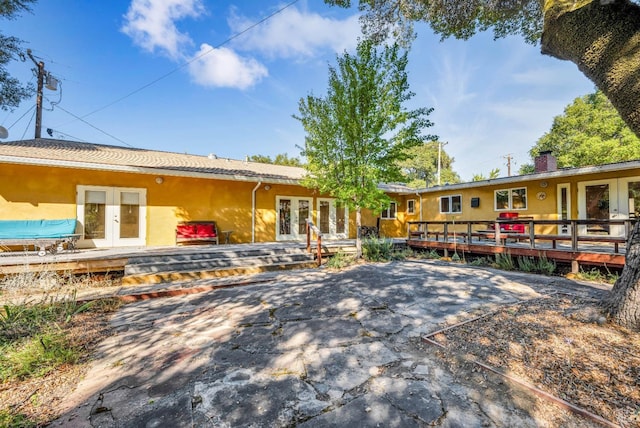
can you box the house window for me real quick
[407,199,416,215]
[439,195,462,214]
[381,202,397,219]
[495,187,527,210]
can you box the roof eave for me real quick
[0,155,302,185]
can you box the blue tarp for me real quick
[0,219,77,239]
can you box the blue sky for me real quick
[1,0,594,181]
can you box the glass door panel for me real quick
[319,201,330,234]
[119,191,140,239]
[336,202,346,234]
[84,190,106,239]
[297,200,310,235]
[628,181,640,219]
[585,184,610,234]
[279,199,291,236]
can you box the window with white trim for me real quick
[407,199,416,215]
[381,202,397,219]
[495,187,527,210]
[439,195,462,214]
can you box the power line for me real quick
[5,105,35,130]
[77,0,301,121]
[54,104,133,147]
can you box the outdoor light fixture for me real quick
[264,185,271,190]
[155,177,164,184]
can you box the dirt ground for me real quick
[2,281,639,426]
[429,293,640,427]
[0,308,115,425]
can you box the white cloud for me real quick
[188,44,268,89]
[122,0,205,58]
[228,6,360,58]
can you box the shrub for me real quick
[517,256,537,273]
[536,255,556,275]
[469,257,490,267]
[494,253,515,270]
[325,251,355,269]
[362,238,394,262]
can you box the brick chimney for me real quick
[534,150,557,173]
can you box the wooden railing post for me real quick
[306,221,311,253]
[571,220,578,251]
[529,220,535,249]
[317,235,322,266]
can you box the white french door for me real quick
[317,198,348,239]
[77,185,147,247]
[276,196,312,241]
[578,177,640,237]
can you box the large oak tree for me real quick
[327,0,640,330]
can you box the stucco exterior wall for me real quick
[419,169,640,235]
[0,163,410,247]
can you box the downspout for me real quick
[251,181,262,243]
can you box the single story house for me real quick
[0,139,418,249]
[415,152,640,237]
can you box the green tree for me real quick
[248,153,304,167]
[398,141,460,188]
[295,40,435,257]
[0,0,36,111]
[325,0,640,329]
[523,90,640,169]
[472,168,500,181]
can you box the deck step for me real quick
[122,244,320,285]
[122,260,317,285]
[124,252,314,275]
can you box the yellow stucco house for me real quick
[2,141,637,252]
[415,152,640,237]
[0,139,417,249]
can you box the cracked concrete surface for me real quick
[51,260,606,427]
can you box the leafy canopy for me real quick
[248,153,304,167]
[520,90,640,172]
[397,141,460,188]
[325,0,543,45]
[0,0,36,111]
[472,167,500,181]
[294,39,435,211]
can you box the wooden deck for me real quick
[407,219,633,272]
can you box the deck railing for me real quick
[408,218,636,253]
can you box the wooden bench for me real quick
[0,219,80,256]
[176,221,219,245]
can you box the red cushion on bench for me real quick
[196,223,216,237]
[176,224,197,238]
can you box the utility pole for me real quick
[504,154,513,177]
[26,49,45,139]
[437,141,448,186]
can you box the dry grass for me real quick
[0,299,119,426]
[431,294,640,427]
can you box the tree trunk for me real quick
[356,207,362,259]
[541,0,640,330]
[604,221,640,330]
[541,0,640,137]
